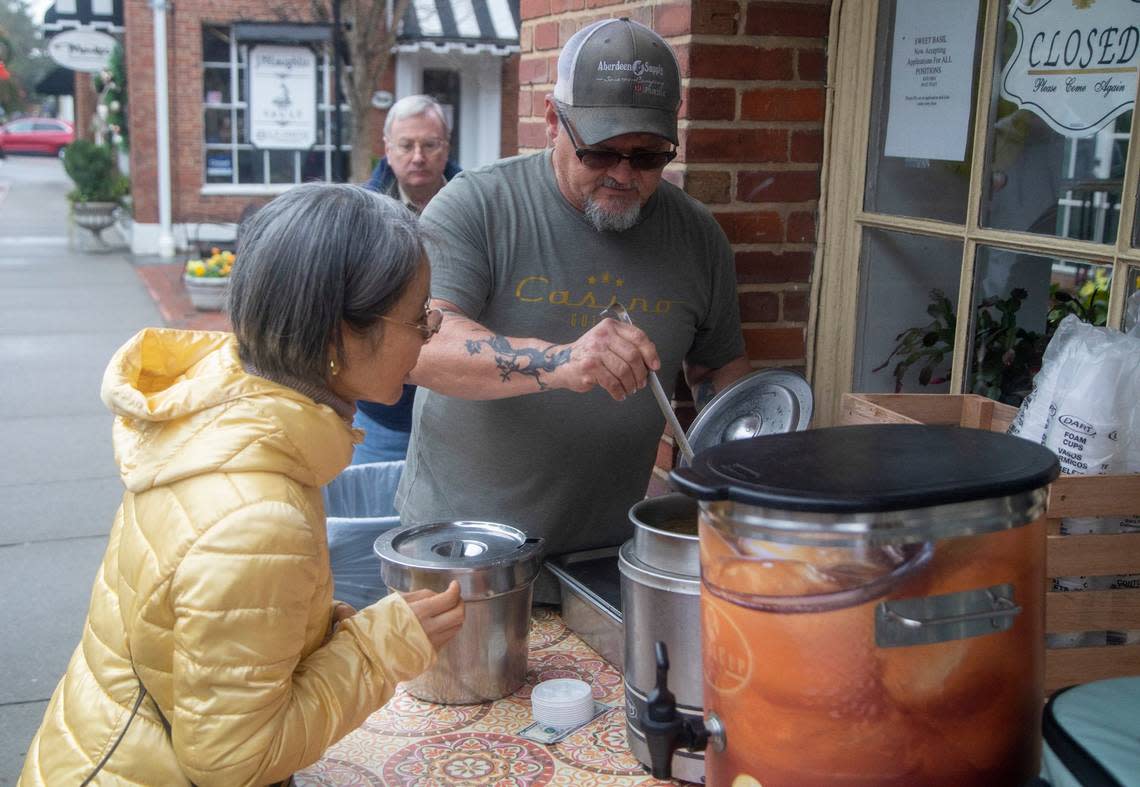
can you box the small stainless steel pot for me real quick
[375,521,544,704]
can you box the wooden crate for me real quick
[840,393,1140,693]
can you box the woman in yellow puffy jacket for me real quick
[19,183,463,786]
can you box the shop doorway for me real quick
[423,68,461,161]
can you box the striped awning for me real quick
[41,0,124,34]
[397,0,520,55]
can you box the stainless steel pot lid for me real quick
[683,368,813,462]
[375,521,544,599]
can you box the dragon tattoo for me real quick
[465,335,572,389]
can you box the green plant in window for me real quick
[872,289,956,388]
[1050,267,1110,327]
[970,288,1046,404]
[874,282,1111,406]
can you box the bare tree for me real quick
[302,0,412,182]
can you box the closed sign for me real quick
[1000,0,1139,137]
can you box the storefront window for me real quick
[237,149,265,183]
[202,27,233,63]
[863,0,986,224]
[968,247,1110,405]
[1126,267,1140,333]
[815,0,1140,423]
[1135,196,1140,248]
[203,68,231,105]
[268,150,296,184]
[854,228,963,394]
[201,26,350,188]
[980,5,1131,244]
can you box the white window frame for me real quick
[200,26,352,195]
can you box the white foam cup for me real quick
[531,678,594,728]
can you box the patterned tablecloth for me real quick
[294,608,681,786]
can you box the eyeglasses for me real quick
[380,306,443,342]
[556,108,677,171]
[390,137,448,156]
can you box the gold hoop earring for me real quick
[329,357,339,376]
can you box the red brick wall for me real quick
[124,0,157,222]
[501,54,520,157]
[516,0,830,485]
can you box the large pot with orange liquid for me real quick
[644,424,1059,786]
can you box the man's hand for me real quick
[409,298,660,401]
[552,318,661,401]
[401,580,465,651]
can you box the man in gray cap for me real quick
[397,18,751,598]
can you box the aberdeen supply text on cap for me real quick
[552,18,682,146]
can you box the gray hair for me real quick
[383,94,450,139]
[229,182,425,387]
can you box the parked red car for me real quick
[0,117,75,157]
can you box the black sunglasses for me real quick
[556,108,677,172]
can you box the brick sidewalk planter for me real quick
[183,275,228,311]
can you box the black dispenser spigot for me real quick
[640,641,711,780]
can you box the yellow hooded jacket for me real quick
[19,328,434,786]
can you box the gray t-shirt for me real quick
[397,150,744,577]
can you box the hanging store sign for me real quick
[1000,0,1139,138]
[249,45,317,150]
[884,0,980,161]
[47,29,116,73]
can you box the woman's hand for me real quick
[332,601,357,630]
[401,580,465,651]
[324,600,358,643]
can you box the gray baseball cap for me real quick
[553,18,681,146]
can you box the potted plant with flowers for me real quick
[183,247,234,311]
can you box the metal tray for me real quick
[545,548,624,667]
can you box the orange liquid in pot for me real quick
[700,518,1045,787]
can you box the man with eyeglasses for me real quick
[365,94,460,215]
[353,95,461,465]
[398,19,752,600]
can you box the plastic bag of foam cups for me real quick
[1009,313,1140,534]
[1008,312,1140,647]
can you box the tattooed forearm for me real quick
[694,381,717,412]
[465,335,572,389]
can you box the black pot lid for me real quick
[671,424,1060,513]
[684,369,813,463]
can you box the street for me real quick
[0,155,163,783]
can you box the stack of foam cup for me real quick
[531,678,594,728]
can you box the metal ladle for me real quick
[599,302,695,464]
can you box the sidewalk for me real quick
[0,156,185,784]
[1,157,241,784]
